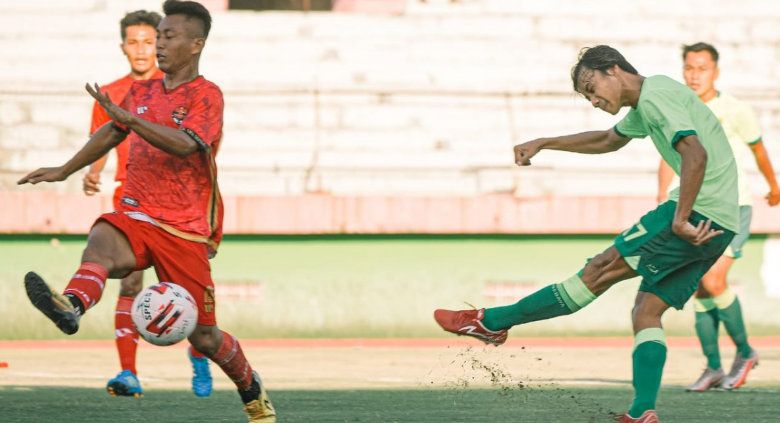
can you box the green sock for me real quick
[629,328,666,417]
[714,290,752,358]
[694,298,721,369]
[482,274,596,331]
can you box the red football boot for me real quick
[617,410,659,423]
[433,308,507,346]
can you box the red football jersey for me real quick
[116,76,224,252]
[90,70,164,181]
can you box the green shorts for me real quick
[613,201,735,310]
[724,205,751,259]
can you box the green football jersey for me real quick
[706,92,762,206]
[615,75,739,232]
[664,92,763,206]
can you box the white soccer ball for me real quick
[131,282,198,346]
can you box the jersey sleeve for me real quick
[734,102,762,145]
[640,90,697,146]
[180,86,224,151]
[614,108,647,139]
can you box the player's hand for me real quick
[766,186,780,207]
[671,219,723,246]
[83,172,101,195]
[17,167,67,185]
[513,139,544,166]
[85,83,133,126]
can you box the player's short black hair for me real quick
[162,0,212,38]
[120,10,162,41]
[571,45,638,92]
[682,42,719,63]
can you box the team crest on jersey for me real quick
[172,106,188,125]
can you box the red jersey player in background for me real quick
[18,1,275,421]
[82,9,212,399]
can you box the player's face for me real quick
[121,24,157,75]
[156,15,204,74]
[683,51,719,98]
[577,68,622,115]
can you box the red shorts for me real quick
[96,212,216,326]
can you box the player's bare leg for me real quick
[24,221,136,334]
[692,255,756,391]
[435,246,636,343]
[697,255,731,297]
[190,325,275,422]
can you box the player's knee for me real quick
[188,325,222,357]
[118,273,143,297]
[582,254,605,284]
[587,252,612,271]
[631,297,665,326]
[700,278,727,297]
[581,249,621,292]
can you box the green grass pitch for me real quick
[0,385,777,422]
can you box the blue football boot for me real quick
[189,346,213,397]
[106,370,143,397]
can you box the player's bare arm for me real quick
[748,140,780,206]
[17,123,126,185]
[672,134,723,245]
[514,129,629,166]
[86,83,199,157]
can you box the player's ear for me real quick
[191,37,205,55]
[713,66,720,82]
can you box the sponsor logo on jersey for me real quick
[172,106,188,125]
[121,196,140,207]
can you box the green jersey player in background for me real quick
[658,42,780,392]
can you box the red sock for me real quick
[63,262,108,311]
[115,296,139,375]
[209,331,253,390]
[189,345,206,359]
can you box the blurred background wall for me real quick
[2,0,779,234]
[1,0,779,337]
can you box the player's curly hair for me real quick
[162,0,212,38]
[120,10,162,41]
[682,42,719,63]
[571,45,638,92]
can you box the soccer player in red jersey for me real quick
[18,1,275,421]
[83,8,212,400]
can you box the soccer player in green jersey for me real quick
[657,42,779,392]
[434,45,739,423]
